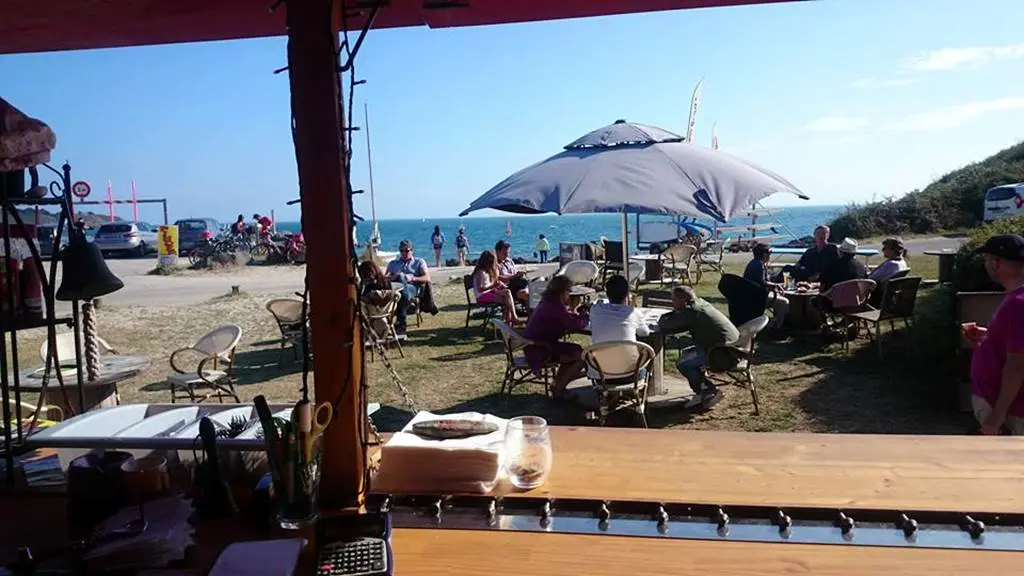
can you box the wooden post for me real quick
[286,0,365,510]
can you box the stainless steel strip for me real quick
[385,505,1024,552]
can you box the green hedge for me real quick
[952,215,1024,292]
[829,140,1024,239]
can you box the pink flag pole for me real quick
[131,180,139,223]
[107,180,115,222]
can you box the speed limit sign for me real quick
[71,181,91,199]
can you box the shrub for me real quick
[951,214,1024,292]
[829,140,1024,239]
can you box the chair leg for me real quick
[465,306,472,329]
[748,371,760,415]
[875,322,883,357]
[391,327,405,358]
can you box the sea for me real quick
[275,205,844,263]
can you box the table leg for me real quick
[642,333,666,395]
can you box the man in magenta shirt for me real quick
[964,234,1024,435]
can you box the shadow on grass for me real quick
[406,326,493,349]
[430,341,504,363]
[438,392,588,426]
[232,346,305,386]
[793,322,973,435]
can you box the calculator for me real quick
[315,511,392,576]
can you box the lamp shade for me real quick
[56,232,124,301]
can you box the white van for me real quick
[983,183,1024,222]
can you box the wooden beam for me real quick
[286,0,365,510]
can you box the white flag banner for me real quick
[711,122,719,150]
[686,78,704,143]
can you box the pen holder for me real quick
[276,433,322,530]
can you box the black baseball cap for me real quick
[494,240,511,250]
[976,234,1024,261]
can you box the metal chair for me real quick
[557,260,600,287]
[361,291,405,362]
[600,240,625,284]
[845,276,922,357]
[167,324,243,403]
[662,243,698,286]
[820,279,876,352]
[583,340,656,427]
[698,237,729,276]
[705,314,770,415]
[492,319,554,399]
[462,274,502,332]
[265,297,306,365]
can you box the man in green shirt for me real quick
[658,285,740,409]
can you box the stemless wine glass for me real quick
[504,416,553,490]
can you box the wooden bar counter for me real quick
[3,427,1024,574]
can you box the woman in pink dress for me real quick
[472,250,520,325]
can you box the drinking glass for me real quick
[504,416,552,490]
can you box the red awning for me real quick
[1,0,798,55]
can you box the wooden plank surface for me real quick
[378,427,1024,514]
[393,528,1023,576]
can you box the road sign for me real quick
[71,181,92,199]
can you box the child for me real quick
[536,233,550,263]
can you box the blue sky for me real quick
[2,0,1023,223]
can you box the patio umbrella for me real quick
[459,120,807,222]
[459,120,807,270]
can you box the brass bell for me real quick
[56,232,124,301]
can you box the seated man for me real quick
[819,237,868,293]
[385,239,431,333]
[495,240,529,303]
[964,234,1024,435]
[589,275,650,344]
[787,224,839,282]
[744,243,790,330]
[658,286,739,410]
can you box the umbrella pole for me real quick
[621,211,629,273]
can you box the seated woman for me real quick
[522,276,590,399]
[869,237,910,282]
[358,260,399,337]
[472,250,520,325]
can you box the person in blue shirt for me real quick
[386,239,432,332]
[743,243,789,329]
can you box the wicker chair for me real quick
[167,324,243,403]
[583,340,656,427]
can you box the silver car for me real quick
[93,222,158,257]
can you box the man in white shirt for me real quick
[589,275,650,344]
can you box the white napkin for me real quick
[373,411,507,494]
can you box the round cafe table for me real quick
[784,287,824,332]
[569,285,596,308]
[14,355,152,415]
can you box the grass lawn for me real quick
[12,252,973,436]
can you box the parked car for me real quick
[36,225,63,259]
[93,222,158,257]
[174,218,221,253]
[983,183,1024,222]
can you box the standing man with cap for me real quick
[964,234,1024,435]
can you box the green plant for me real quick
[952,215,1024,292]
[829,140,1024,239]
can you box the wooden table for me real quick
[13,355,151,414]
[5,429,1024,574]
